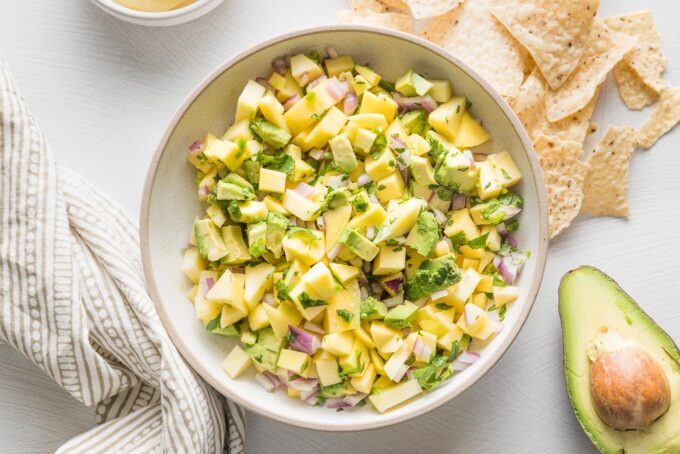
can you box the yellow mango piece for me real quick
[373,245,406,276]
[303,106,348,149]
[359,90,398,123]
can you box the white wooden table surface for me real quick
[1,1,679,452]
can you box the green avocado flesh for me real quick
[559,266,680,454]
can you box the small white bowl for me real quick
[141,25,549,431]
[91,0,223,26]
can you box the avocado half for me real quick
[559,266,680,454]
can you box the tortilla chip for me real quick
[422,0,528,98]
[613,63,658,110]
[532,137,589,238]
[405,0,462,19]
[604,11,667,94]
[581,127,636,217]
[544,172,587,238]
[491,0,599,90]
[636,87,680,149]
[546,21,635,122]
[338,8,414,33]
[350,0,391,12]
[511,70,596,144]
[588,122,598,136]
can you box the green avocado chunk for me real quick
[247,221,267,258]
[216,173,256,200]
[194,219,229,262]
[395,70,433,97]
[406,210,440,257]
[338,227,379,261]
[404,253,460,301]
[559,266,680,454]
[265,212,289,259]
[400,109,428,136]
[244,327,284,373]
[360,296,388,322]
[250,120,292,149]
[434,149,478,193]
[384,301,419,329]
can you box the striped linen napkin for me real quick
[0,61,245,453]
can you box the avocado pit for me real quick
[588,330,671,430]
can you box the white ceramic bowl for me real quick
[141,25,549,431]
[91,0,223,26]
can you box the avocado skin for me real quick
[558,266,680,454]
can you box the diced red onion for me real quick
[305,396,320,406]
[255,77,274,93]
[368,194,380,205]
[453,351,480,372]
[326,244,341,260]
[493,255,502,269]
[451,193,466,210]
[390,135,407,150]
[298,71,311,87]
[271,56,287,75]
[283,94,300,110]
[300,388,319,401]
[356,173,372,187]
[342,393,367,407]
[287,377,319,392]
[360,286,369,301]
[325,397,351,409]
[294,182,316,199]
[430,289,448,301]
[398,163,409,186]
[506,234,518,248]
[498,258,519,284]
[500,205,522,220]
[412,338,433,361]
[392,92,438,113]
[307,74,327,91]
[255,372,276,392]
[188,139,203,153]
[382,278,402,295]
[398,150,411,166]
[406,367,416,380]
[303,321,326,335]
[326,77,349,101]
[205,277,215,291]
[199,185,211,197]
[287,325,321,355]
[325,45,338,59]
[496,222,508,236]
[433,208,447,226]
[383,293,404,308]
[316,216,326,230]
[308,148,325,160]
[343,92,358,115]
[365,226,375,240]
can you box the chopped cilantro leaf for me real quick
[336,309,354,323]
[299,292,327,309]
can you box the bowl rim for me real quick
[140,24,549,431]
[93,0,218,19]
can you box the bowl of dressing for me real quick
[91,0,223,26]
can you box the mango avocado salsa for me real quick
[182,47,528,413]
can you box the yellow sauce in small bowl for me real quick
[113,0,196,12]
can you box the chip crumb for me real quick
[582,126,637,217]
[636,87,680,149]
[405,0,462,19]
[491,0,599,91]
[546,21,635,123]
[421,0,528,98]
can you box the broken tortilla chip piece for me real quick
[545,21,635,123]
[511,70,596,144]
[604,11,667,94]
[338,8,414,33]
[613,63,659,110]
[421,0,528,98]
[491,0,599,91]
[545,172,588,239]
[582,126,637,218]
[636,87,680,149]
[405,0,463,19]
[376,0,408,11]
[532,137,589,238]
